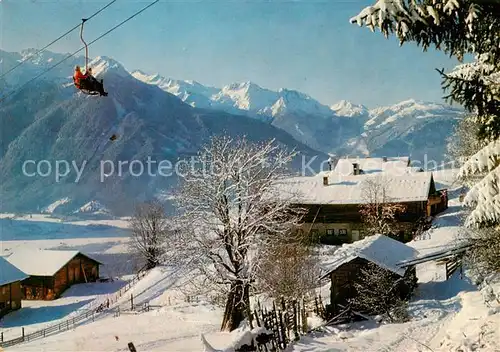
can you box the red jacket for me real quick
[73,71,87,88]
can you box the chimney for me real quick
[382,156,387,162]
[323,176,328,186]
[327,154,338,171]
[352,163,360,175]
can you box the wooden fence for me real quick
[0,269,149,349]
[445,254,463,280]
[237,296,326,351]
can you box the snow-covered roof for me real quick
[320,234,420,277]
[0,256,29,286]
[332,156,412,176]
[6,249,102,277]
[276,171,434,205]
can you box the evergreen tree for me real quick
[351,0,500,228]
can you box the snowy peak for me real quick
[213,81,278,113]
[331,100,369,118]
[74,201,110,215]
[135,70,336,120]
[132,71,218,108]
[41,198,71,214]
[19,48,66,66]
[88,56,130,78]
[273,88,334,117]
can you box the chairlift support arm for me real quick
[80,19,89,70]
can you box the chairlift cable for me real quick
[0,0,160,104]
[0,0,117,80]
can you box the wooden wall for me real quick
[0,281,23,317]
[298,202,427,224]
[295,201,427,244]
[327,257,417,316]
[20,276,53,300]
[22,254,100,300]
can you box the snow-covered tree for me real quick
[446,113,488,168]
[359,177,407,237]
[174,135,306,331]
[350,1,500,228]
[350,262,416,323]
[129,200,175,269]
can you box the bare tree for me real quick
[174,135,306,331]
[129,200,174,270]
[446,114,487,167]
[350,262,416,323]
[256,229,319,303]
[359,177,407,238]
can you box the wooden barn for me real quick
[319,234,419,316]
[276,156,448,244]
[0,256,28,317]
[6,249,102,300]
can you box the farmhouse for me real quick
[276,156,448,244]
[0,256,28,318]
[319,234,419,316]
[6,249,102,300]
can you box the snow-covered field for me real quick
[1,168,499,351]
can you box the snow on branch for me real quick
[350,1,500,62]
[458,140,500,178]
[465,193,500,227]
[463,166,500,205]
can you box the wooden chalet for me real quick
[277,156,448,244]
[6,249,102,300]
[0,256,28,318]
[319,234,419,316]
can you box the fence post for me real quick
[22,327,25,341]
[131,294,134,310]
[128,342,137,352]
[1,331,3,342]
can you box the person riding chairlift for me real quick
[73,65,108,96]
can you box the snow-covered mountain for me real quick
[133,70,464,158]
[132,72,335,121]
[331,100,369,118]
[337,99,464,162]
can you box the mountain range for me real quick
[132,70,464,160]
[0,48,464,215]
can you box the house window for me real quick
[326,229,334,236]
[1,286,7,295]
[339,229,348,236]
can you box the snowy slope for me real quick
[2,174,499,352]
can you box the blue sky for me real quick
[1,0,461,107]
